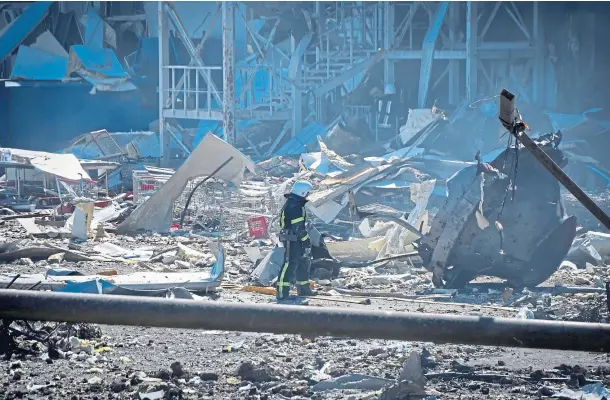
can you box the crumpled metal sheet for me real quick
[3,246,225,294]
[118,133,255,233]
[399,108,442,145]
[552,382,610,400]
[10,43,68,81]
[66,45,136,92]
[418,142,576,288]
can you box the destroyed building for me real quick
[2,2,610,399]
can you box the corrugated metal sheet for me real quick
[274,122,329,157]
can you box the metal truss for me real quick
[157,1,546,163]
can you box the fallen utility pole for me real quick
[1,290,609,353]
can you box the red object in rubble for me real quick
[57,203,75,215]
[247,216,268,239]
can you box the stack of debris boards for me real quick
[0,242,226,295]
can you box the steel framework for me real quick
[157,1,547,164]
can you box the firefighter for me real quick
[276,180,318,303]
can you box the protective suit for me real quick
[276,181,317,302]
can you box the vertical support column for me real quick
[222,1,236,145]
[245,5,252,54]
[291,35,303,138]
[448,2,460,105]
[383,1,395,95]
[418,2,449,108]
[532,1,543,105]
[158,1,171,167]
[465,1,478,102]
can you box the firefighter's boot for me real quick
[297,283,318,297]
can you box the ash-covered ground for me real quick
[1,193,610,400]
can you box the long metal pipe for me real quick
[1,290,609,353]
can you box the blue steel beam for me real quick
[222,1,236,144]
[0,2,53,63]
[417,1,449,108]
[532,1,543,104]
[448,2,459,104]
[387,48,535,61]
[289,32,313,137]
[465,1,478,102]
[313,51,384,97]
[383,1,395,95]
[158,1,171,166]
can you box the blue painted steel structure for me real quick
[274,122,330,157]
[157,1,547,165]
[0,1,551,164]
[0,1,53,63]
[417,1,449,108]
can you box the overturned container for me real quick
[417,133,577,288]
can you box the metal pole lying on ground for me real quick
[1,290,609,353]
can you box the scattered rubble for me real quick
[2,96,610,399]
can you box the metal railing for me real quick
[163,65,222,118]
[163,65,292,119]
[236,65,292,117]
[303,2,381,81]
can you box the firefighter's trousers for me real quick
[276,240,310,299]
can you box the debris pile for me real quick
[2,94,610,398]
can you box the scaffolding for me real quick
[157,1,546,165]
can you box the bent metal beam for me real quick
[1,290,609,353]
